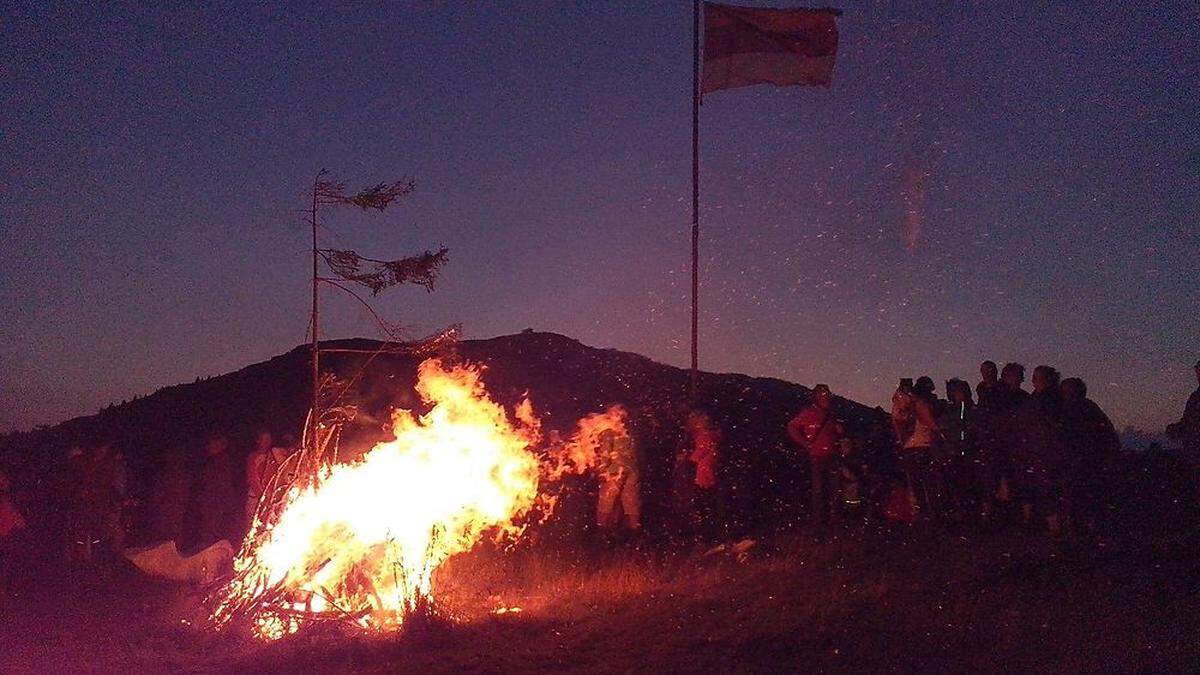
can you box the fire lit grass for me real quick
[212,530,1199,672]
[2,527,1198,673]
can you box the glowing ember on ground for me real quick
[211,359,581,639]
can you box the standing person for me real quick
[892,381,942,518]
[891,378,915,446]
[1061,378,1120,534]
[63,446,90,563]
[194,433,237,551]
[594,406,641,541]
[0,469,28,602]
[915,376,946,418]
[79,442,129,559]
[788,384,844,533]
[976,361,1001,411]
[244,430,294,524]
[1166,360,1200,483]
[684,410,722,543]
[939,378,980,519]
[147,446,189,544]
[987,363,1029,508]
[1012,366,1067,534]
[972,362,1000,518]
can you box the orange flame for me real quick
[215,359,558,639]
[543,405,628,481]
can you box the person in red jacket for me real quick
[0,469,28,602]
[689,412,719,491]
[684,410,723,542]
[788,384,844,531]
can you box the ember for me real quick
[211,359,581,639]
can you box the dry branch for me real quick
[320,247,450,296]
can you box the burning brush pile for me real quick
[209,359,614,640]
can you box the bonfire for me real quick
[209,358,616,640]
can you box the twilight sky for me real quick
[2,1,1197,434]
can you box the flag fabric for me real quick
[702,2,839,95]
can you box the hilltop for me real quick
[0,331,889,536]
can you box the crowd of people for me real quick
[45,431,300,565]
[1,359,1196,584]
[589,359,1200,546]
[788,359,1200,539]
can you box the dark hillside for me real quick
[0,331,889,542]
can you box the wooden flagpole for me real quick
[690,0,700,403]
[310,173,320,448]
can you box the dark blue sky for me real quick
[2,1,1197,433]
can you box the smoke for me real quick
[899,163,928,252]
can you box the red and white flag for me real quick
[702,2,839,95]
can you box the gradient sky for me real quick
[2,1,1197,434]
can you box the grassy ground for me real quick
[2,521,1198,674]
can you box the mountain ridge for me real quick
[0,330,890,534]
